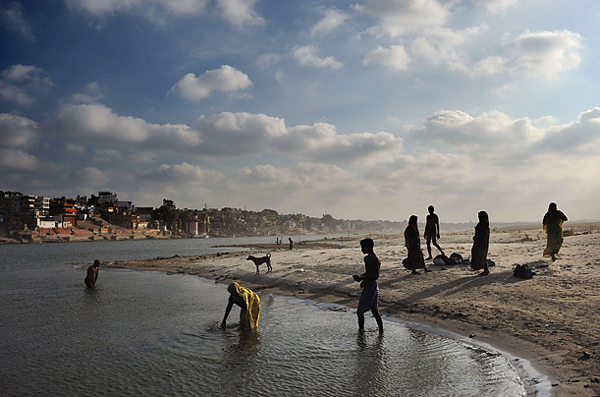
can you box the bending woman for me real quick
[222,282,261,330]
[543,202,568,261]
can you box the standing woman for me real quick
[542,202,568,261]
[403,215,430,274]
[471,211,490,276]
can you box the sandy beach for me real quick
[107,224,599,396]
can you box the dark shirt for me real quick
[361,253,380,281]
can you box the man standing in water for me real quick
[353,238,384,334]
[85,260,100,288]
[424,205,445,260]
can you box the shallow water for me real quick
[0,239,532,396]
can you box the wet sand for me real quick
[107,225,600,396]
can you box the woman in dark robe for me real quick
[470,211,490,276]
[542,202,568,261]
[403,215,430,274]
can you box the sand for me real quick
[107,224,600,397]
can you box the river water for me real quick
[0,237,547,396]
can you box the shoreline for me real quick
[106,228,599,397]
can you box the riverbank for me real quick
[107,225,599,396]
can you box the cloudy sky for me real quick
[1,0,599,223]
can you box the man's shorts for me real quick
[357,280,379,315]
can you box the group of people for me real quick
[83,202,567,334]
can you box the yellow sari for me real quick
[543,220,564,258]
[229,282,260,330]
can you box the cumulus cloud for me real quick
[171,65,252,100]
[216,0,264,28]
[0,2,35,41]
[311,8,349,36]
[363,45,411,71]
[291,45,343,69]
[474,0,520,12]
[0,65,52,106]
[0,148,38,170]
[0,113,38,147]
[361,0,449,37]
[139,162,225,185]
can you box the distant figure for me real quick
[288,237,293,250]
[402,215,430,274]
[84,260,100,288]
[424,205,445,260]
[470,211,490,276]
[353,238,384,334]
[222,282,261,330]
[542,202,568,261]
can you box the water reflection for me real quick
[353,332,385,397]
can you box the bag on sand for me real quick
[447,253,463,265]
[433,254,449,266]
[513,264,535,279]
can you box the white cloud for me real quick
[363,45,411,71]
[0,2,35,41]
[140,162,225,183]
[171,65,253,100]
[0,148,38,170]
[311,8,349,36]
[46,103,202,151]
[68,166,110,185]
[64,0,209,17]
[362,0,449,37]
[291,45,343,69]
[0,81,34,106]
[505,30,583,80]
[473,0,520,12]
[406,109,544,152]
[217,0,264,28]
[0,113,38,147]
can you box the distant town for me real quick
[0,190,406,243]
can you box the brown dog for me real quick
[247,253,272,274]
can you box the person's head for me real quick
[428,205,434,214]
[478,210,489,223]
[93,259,100,268]
[548,202,557,211]
[360,238,374,254]
[409,215,418,225]
[228,282,240,296]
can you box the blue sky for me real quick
[1,0,599,223]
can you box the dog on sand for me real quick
[247,253,272,274]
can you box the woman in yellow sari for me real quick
[543,202,568,261]
[221,282,260,330]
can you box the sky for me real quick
[1,0,599,223]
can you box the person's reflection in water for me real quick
[219,328,262,394]
[353,333,386,396]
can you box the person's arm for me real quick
[221,299,234,328]
[435,215,440,238]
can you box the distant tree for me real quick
[179,210,191,226]
[155,205,178,229]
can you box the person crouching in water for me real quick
[222,282,261,330]
[353,238,384,334]
[85,260,100,288]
